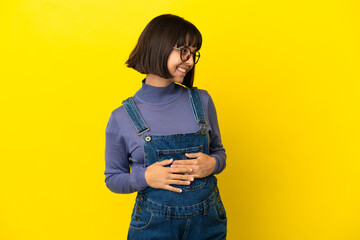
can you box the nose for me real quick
[185,54,194,66]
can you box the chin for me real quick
[173,78,184,84]
[175,80,183,84]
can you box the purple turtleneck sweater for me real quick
[104,80,226,194]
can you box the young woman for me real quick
[105,14,227,239]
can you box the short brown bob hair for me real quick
[126,14,202,88]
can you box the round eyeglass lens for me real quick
[180,48,191,61]
[180,47,200,64]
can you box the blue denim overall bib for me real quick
[123,88,227,240]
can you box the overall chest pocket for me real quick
[157,145,207,192]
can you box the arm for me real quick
[207,92,227,174]
[104,113,148,194]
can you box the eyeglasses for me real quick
[173,46,200,64]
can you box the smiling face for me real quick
[167,44,197,84]
[126,14,202,87]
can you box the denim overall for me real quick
[123,88,227,240]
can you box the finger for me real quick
[164,185,182,193]
[157,158,174,166]
[172,160,196,165]
[168,179,191,185]
[182,172,202,178]
[169,167,193,174]
[169,174,195,181]
[185,152,202,158]
[171,164,196,171]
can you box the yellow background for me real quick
[1,0,360,239]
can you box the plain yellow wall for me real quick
[1,0,360,239]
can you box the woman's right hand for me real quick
[144,159,195,193]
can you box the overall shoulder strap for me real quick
[187,87,207,125]
[122,97,149,135]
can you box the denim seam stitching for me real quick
[214,203,227,222]
[182,218,191,240]
[145,129,203,139]
[122,97,149,135]
[157,145,203,155]
[136,191,217,218]
[129,213,154,231]
[187,87,207,125]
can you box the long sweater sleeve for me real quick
[104,113,148,193]
[201,90,226,174]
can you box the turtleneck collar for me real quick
[134,79,182,105]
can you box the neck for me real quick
[145,74,173,87]
[134,78,180,105]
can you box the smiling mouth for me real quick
[177,67,187,73]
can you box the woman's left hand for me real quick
[171,152,216,179]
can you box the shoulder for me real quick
[106,102,132,135]
[193,87,213,106]
[197,88,210,98]
[111,104,127,120]
[111,94,136,119]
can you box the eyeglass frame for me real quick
[172,46,200,64]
